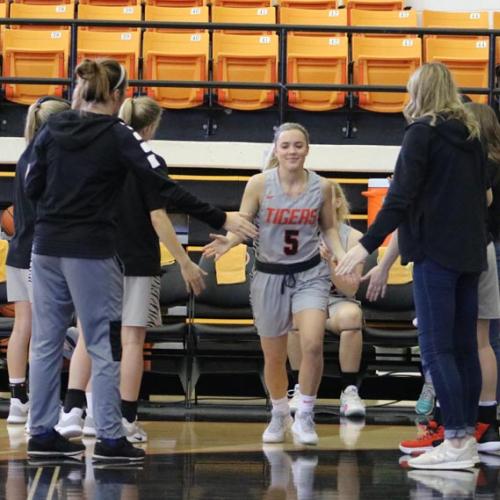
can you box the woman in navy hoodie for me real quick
[336,62,487,470]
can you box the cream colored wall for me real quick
[0,137,399,173]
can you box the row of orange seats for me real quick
[1,26,495,111]
[0,0,405,10]
[0,3,496,31]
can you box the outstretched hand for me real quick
[223,212,257,240]
[202,233,232,261]
[361,265,389,302]
[335,243,369,276]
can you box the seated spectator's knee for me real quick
[337,305,363,333]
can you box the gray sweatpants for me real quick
[30,254,124,439]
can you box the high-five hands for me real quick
[223,212,257,240]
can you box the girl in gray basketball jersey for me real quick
[204,123,344,445]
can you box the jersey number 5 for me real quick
[284,230,299,255]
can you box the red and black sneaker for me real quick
[399,420,444,455]
[475,422,500,453]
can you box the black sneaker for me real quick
[28,430,85,457]
[476,422,500,453]
[92,437,146,463]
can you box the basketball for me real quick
[0,205,14,236]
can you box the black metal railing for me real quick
[0,17,498,132]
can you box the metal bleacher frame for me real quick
[0,16,498,138]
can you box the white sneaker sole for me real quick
[28,449,84,457]
[92,454,145,463]
[7,416,28,424]
[83,428,96,437]
[478,441,500,453]
[408,459,475,470]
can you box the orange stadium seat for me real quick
[78,0,140,6]
[279,7,347,36]
[212,32,278,110]
[11,0,74,4]
[211,6,276,35]
[278,0,336,10]
[352,36,422,112]
[9,3,74,30]
[0,1,7,51]
[2,28,69,104]
[144,5,209,32]
[350,8,417,35]
[145,0,206,7]
[77,4,141,31]
[425,37,489,103]
[143,31,209,108]
[422,10,489,39]
[287,35,347,111]
[345,0,403,11]
[77,30,139,96]
[212,0,271,8]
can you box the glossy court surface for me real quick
[1,420,499,499]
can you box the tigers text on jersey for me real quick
[255,168,323,265]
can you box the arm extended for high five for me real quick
[362,230,400,302]
[203,174,262,261]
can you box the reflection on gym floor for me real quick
[1,420,500,499]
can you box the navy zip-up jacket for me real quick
[360,116,488,274]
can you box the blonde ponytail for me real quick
[24,96,70,143]
[119,96,162,133]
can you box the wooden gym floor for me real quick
[0,418,499,499]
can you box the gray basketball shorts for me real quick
[122,276,162,328]
[250,261,330,337]
[478,241,500,320]
[327,295,361,319]
[6,265,32,303]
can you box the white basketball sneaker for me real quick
[262,410,293,443]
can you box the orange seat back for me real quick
[425,37,489,104]
[2,28,69,104]
[287,35,347,111]
[212,32,278,110]
[77,30,139,96]
[353,36,422,113]
[280,7,347,36]
[143,31,209,109]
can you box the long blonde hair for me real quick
[465,103,500,165]
[332,180,350,225]
[403,63,480,140]
[24,96,70,143]
[119,96,162,133]
[264,122,310,170]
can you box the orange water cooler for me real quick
[362,178,392,245]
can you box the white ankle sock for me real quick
[298,394,316,414]
[271,397,290,415]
